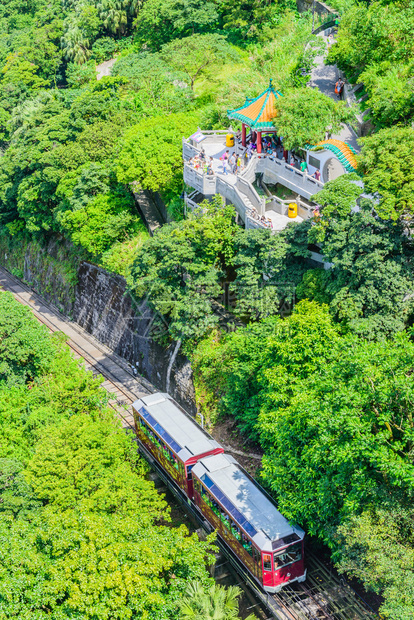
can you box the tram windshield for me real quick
[274,542,302,569]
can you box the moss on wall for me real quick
[0,232,87,317]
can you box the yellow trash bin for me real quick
[288,203,298,218]
[226,133,234,147]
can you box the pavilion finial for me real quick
[269,78,273,88]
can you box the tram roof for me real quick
[193,454,304,551]
[133,393,222,462]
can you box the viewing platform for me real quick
[182,80,357,233]
[182,131,322,231]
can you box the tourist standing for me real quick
[335,78,344,99]
[313,169,321,181]
[300,159,308,173]
[236,155,242,174]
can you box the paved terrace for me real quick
[183,131,323,231]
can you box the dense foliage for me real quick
[328,0,414,129]
[2,0,414,618]
[308,175,414,336]
[128,199,308,343]
[0,0,314,275]
[273,87,350,149]
[179,582,256,620]
[191,302,414,619]
[0,292,215,619]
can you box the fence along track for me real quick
[0,266,378,620]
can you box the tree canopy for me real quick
[273,87,350,150]
[328,0,414,128]
[357,126,414,220]
[0,292,216,619]
[190,300,414,619]
[309,175,414,337]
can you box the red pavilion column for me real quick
[257,131,262,154]
[242,123,246,147]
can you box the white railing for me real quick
[182,139,199,161]
[216,177,248,220]
[183,164,216,195]
[236,176,265,213]
[241,155,257,183]
[184,191,201,213]
[246,216,265,230]
[258,155,324,199]
[245,213,272,230]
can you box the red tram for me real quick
[133,393,223,498]
[133,393,306,593]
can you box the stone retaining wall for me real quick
[74,261,196,412]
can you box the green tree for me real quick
[0,293,216,620]
[336,498,414,620]
[257,318,414,532]
[327,0,414,128]
[134,0,218,49]
[230,227,290,321]
[358,125,414,220]
[0,459,41,517]
[0,508,214,620]
[1,51,50,90]
[273,87,350,150]
[117,111,199,193]
[311,175,414,337]
[25,413,165,519]
[328,1,414,80]
[128,198,237,343]
[358,62,414,128]
[111,52,194,115]
[0,292,57,385]
[161,34,238,91]
[180,581,256,620]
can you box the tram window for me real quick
[252,547,261,565]
[211,499,220,515]
[220,508,231,529]
[263,554,272,571]
[230,520,241,542]
[274,543,302,569]
[163,449,179,469]
[241,533,253,556]
[187,465,194,480]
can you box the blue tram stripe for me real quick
[201,474,257,538]
[139,407,182,454]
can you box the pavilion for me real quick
[227,79,282,154]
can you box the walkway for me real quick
[96,57,117,80]
[309,32,359,152]
[132,188,166,235]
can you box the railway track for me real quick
[0,266,378,620]
[271,555,377,620]
[0,266,149,431]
